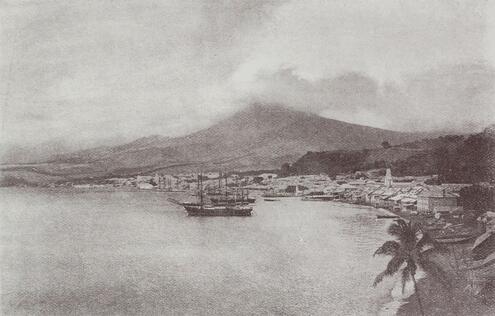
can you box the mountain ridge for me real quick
[2,104,432,181]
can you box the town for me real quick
[68,168,494,229]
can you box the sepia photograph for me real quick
[1,0,495,315]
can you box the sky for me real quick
[1,0,495,148]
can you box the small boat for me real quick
[301,195,334,201]
[264,198,280,202]
[434,234,475,244]
[376,214,399,219]
[262,193,294,198]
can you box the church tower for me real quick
[384,168,393,188]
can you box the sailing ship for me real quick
[206,172,256,205]
[182,173,253,216]
[209,194,256,205]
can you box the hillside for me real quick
[286,127,495,183]
[1,104,426,183]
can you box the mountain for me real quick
[0,136,128,164]
[0,140,73,164]
[1,104,428,182]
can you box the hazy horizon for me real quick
[1,0,495,149]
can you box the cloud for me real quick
[238,63,495,132]
[230,0,489,82]
[235,68,378,114]
[0,0,494,147]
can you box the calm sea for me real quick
[0,188,403,315]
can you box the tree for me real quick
[373,219,450,316]
[381,140,391,149]
[253,176,264,184]
[279,162,290,177]
[459,185,495,212]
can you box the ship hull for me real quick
[301,195,334,201]
[262,193,295,198]
[209,196,256,204]
[183,205,253,216]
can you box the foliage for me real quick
[392,152,436,176]
[289,150,369,176]
[253,176,264,184]
[373,219,451,316]
[280,162,292,177]
[282,130,495,183]
[381,140,391,149]
[459,185,495,212]
[0,176,34,187]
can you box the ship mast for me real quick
[225,172,228,198]
[234,173,237,204]
[218,170,222,194]
[200,172,204,208]
[197,172,204,208]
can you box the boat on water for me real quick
[182,173,253,217]
[262,184,305,198]
[427,224,479,244]
[434,234,475,244]
[262,193,294,198]
[262,189,296,198]
[183,204,253,216]
[264,198,280,202]
[376,214,399,219]
[301,195,334,201]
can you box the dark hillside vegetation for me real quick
[283,127,495,183]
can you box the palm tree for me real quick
[373,219,450,316]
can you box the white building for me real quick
[384,168,393,188]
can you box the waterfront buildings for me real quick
[417,189,460,215]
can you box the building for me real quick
[417,189,459,215]
[137,182,154,190]
[399,197,417,213]
[136,175,153,183]
[258,173,278,180]
[364,186,381,204]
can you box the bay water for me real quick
[0,188,403,315]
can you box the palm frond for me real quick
[388,219,418,246]
[396,219,408,231]
[416,231,436,251]
[401,265,410,294]
[374,240,400,257]
[411,222,424,235]
[373,255,406,287]
[373,271,387,287]
[387,222,403,237]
